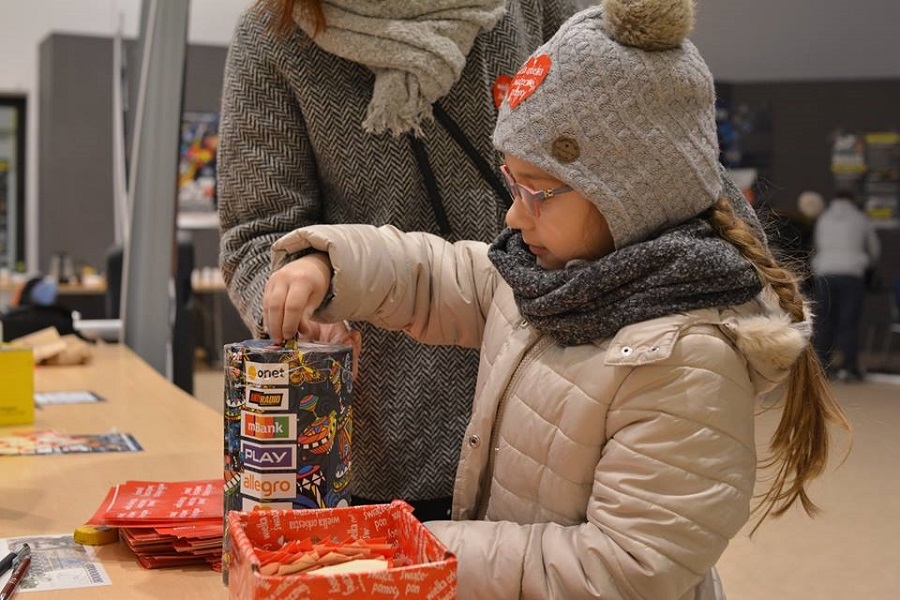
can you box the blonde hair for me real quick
[706,197,851,534]
[262,0,325,36]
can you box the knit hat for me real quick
[492,0,721,249]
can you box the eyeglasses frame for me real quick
[500,164,574,217]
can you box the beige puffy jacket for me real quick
[271,224,810,600]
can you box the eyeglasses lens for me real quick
[500,165,539,216]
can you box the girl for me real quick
[263,1,850,598]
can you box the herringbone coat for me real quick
[270,224,809,600]
[218,1,577,501]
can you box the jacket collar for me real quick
[605,288,810,395]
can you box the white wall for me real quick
[0,0,251,271]
[2,0,900,270]
[690,0,900,83]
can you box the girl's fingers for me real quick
[263,276,289,344]
[280,281,314,342]
[264,255,332,343]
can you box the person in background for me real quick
[217,0,578,520]
[811,188,881,381]
[262,2,851,597]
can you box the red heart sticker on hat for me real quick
[506,54,552,109]
[492,74,512,109]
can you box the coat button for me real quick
[467,435,481,448]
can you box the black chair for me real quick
[105,232,195,394]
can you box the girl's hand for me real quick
[263,252,333,344]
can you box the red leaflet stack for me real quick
[86,480,223,571]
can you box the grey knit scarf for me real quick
[293,0,505,136]
[488,200,764,347]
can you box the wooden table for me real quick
[0,343,226,598]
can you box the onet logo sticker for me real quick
[245,361,289,386]
[241,412,297,440]
[245,387,289,411]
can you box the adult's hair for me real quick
[706,198,852,534]
[263,0,325,36]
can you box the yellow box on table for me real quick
[0,344,34,426]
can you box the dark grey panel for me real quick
[729,79,900,214]
[37,33,228,277]
[38,34,116,277]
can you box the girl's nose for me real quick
[505,195,533,230]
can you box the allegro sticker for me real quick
[507,54,552,109]
[241,470,296,501]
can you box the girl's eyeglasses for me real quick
[499,165,573,217]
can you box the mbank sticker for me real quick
[241,412,297,441]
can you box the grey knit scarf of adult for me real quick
[293,0,505,136]
[488,173,765,346]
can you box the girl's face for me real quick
[503,154,615,270]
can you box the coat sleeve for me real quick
[427,333,756,600]
[270,224,499,349]
[217,6,322,336]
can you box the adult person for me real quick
[811,188,881,380]
[217,0,578,520]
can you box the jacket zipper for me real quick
[476,331,554,518]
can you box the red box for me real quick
[227,501,457,599]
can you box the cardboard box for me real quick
[227,501,457,600]
[223,340,353,582]
[0,344,34,426]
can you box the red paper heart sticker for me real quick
[492,74,513,109]
[506,54,552,109]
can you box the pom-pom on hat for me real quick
[493,0,721,249]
